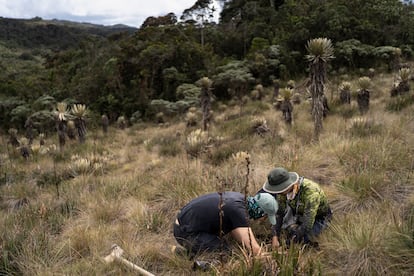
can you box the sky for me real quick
[0,0,214,28]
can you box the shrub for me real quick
[28,111,55,134]
[130,110,142,124]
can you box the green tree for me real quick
[181,0,216,47]
[138,43,174,96]
[213,61,254,100]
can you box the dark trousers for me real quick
[173,223,229,255]
[287,208,332,244]
[303,217,330,243]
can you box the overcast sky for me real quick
[0,0,210,28]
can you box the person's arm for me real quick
[230,227,262,255]
[272,196,286,248]
[294,195,320,242]
[271,224,280,248]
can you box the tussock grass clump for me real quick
[207,137,253,166]
[333,102,359,118]
[158,141,182,157]
[272,243,322,276]
[184,129,209,157]
[149,134,182,157]
[60,225,101,259]
[386,205,414,273]
[242,100,270,115]
[157,166,216,206]
[386,93,414,111]
[336,174,384,210]
[337,136,411,176]
[0,201,74,274]
[69,153,110,176]
[88,197,125,224]
[291,120,315,145]
[348,117,383,137]
[291,134,345,185]
[219,118,254,139]
[321,209,393,275]
[218,242,321,275]
[35,168,73,187]
[335,135,412,211]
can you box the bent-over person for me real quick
[173,191,278,257]
[259,167,332,248]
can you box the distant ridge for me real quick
[46,18,136,29]
[0,16,137,49]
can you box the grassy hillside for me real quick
[1,71,414,275]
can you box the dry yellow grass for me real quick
[1,72,414,275]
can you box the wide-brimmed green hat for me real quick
[262,167,299,193]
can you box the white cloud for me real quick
[0,0,200,27]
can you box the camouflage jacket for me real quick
[275,178,330,235]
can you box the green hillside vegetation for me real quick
[1,0,414,133]
[0,17,136,49]
[0,0,414,274]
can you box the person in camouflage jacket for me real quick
[258,167,332,248]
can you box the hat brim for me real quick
[262,172,299,193]
[268,214,276,225]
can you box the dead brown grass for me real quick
[1,72,414,275]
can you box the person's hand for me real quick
[271,236,280,249]
[255,251,272,260]
[292,226,305,243]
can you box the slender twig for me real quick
[243,155,254,263]
[217,176,225,265]
[244,155,250,199]
[218,192,224,254]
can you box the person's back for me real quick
[177,192,248,235]
[173,191,278,256]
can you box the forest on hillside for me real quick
[1,0,414,133]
